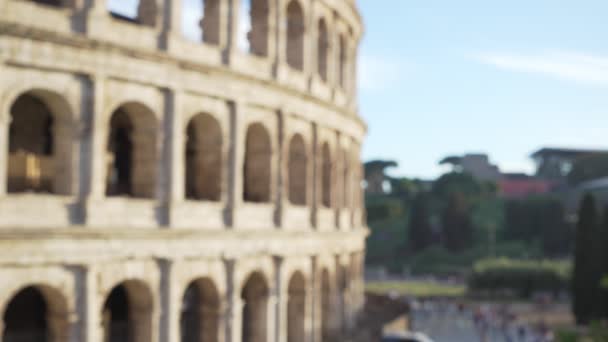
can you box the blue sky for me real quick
[358,1,608,178]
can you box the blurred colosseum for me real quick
[0,0,366,341]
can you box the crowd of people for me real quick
[407,298,557,342]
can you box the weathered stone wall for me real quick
[0,0,366,341]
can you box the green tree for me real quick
[573,194,601,324]
[568,153,608,186]
[408,193,434,252]
[433,172,482,201]
[442,192,474,252]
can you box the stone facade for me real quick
[0,0,366,341]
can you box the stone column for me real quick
[273,0,286,72]
[267,290,279,342]
[0,113,9,196]
[310,123,319,229]
[159,0,182,50]
[226,101,244,227]
[84,75,106,202]
[163,90,184,224]
[222,0,240,64]
[275,110,285,227]
[82,266,101,342]
[159,260,177,342]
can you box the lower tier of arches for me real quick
[0,233,366,342]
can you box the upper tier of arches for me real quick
[3,0,363,113]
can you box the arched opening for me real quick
[285,0,305,71]
[106,102,158,199]
[7,91,72,195]
[341,149,350,210]
[102,280,153,342]
[338,35,346,89]
[287,272,306,342]
[241,272,268,342]
[288,134,307,206]
[321,143,331,208]
[241,0,269,56]
[182,0,220,44]
[320,269,331,342]
[317,18,329,81]
[243,123,271,203]
[107,0,157,27]
[185,113,223,201]
[29,0,62,7]
[180,278,220,342]
[3,287,47,341]
[2,285,69,342]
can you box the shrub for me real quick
[468,258,571,298]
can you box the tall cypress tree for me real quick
[573,194,599,325]
[408,193,434,252]
[442,192,473,253]
[598,206,608,319]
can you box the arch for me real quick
[107,0,157,27]
[102,280,154,342]
[288,133,307,206]
[285,0,305,71]
[317,18,329,81]
[321,143,331,208]
[29,0,62,6]
[7,91,73,195]
[242,0,269,56]
[320,269,331,341]
[2,285,70,342]
[182,0,221,44]
[241,272,269,342]
[180,278,221,342]
[287,271,306,342]
[243,123,271,203]
[106,102,158,199]
[338,34,347,89]
[185,113,223,201]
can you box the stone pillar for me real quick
[228,296,244,342]
[82,266,101,342]
[310,123,319,228]
[226,101,244,227]
[275,109,285,227]
[160,0,182,47]
[304,279,314,342]
[0,113,9,196]
[159,260,177,342]
[163,90,184,224]
[222,0,240,64]
[84,75,106,201]
[273,0,287,72]
[267,290,279,342]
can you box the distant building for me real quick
[440,153,501,182]
[531,147,608,183]
[498,173,554,199]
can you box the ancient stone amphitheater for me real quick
[0,0,366,341]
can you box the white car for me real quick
[382,331,435,342]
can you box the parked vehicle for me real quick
[382,331,434,342]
